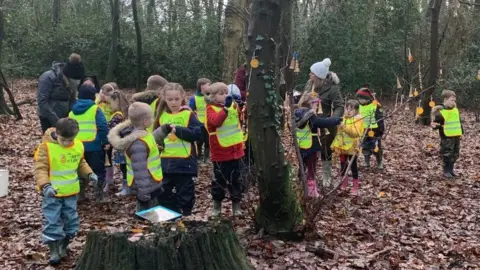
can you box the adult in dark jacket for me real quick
[303,58,345,188]
[234,64,248,102]
[37,55,85,132]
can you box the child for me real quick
[189,78,211,162]
[331,100,364,195]
[356,87,385,169]
[432,90,463,179]
[69,85,109,202]
[104,90,130,195]
[205,82,246,216]
[153,83,203,216]
[295,91,342,197]
[132,75,169,131]
[34,118,97,265]
[108,102,164,211]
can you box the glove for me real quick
[161,124,173,134]
[43,184,57,198]
[136,188,152,202]
[88,173,98,185]
[233,94,242,102]
[224,96,233,108]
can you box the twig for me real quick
[8,99,33,107]
[367,247,394,260]
[0,69,22,120]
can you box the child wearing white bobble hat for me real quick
[303,58,345,189]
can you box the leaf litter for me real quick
[0,80,479,269]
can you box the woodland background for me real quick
[0,0,478,102]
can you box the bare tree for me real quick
[105,0,121,82]
[132,0,143,92]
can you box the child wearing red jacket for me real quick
[206,82,245,217]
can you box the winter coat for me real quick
[152,108,203,175]
[108,121,163,198]
[331,115,364,155]
[234,65,248,102]
[131,90,159,105]
[188,89,204,111]
[36,62,76,125]
[109,112,126,164]
[432,105,464,138]
[206,103,245,162]
[34,128,93,189]
[304,72,345,118]
[70,99,109,152]
[295,107,342,156]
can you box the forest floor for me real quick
[0,80,479,270]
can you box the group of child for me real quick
[34,67,463,265]
[34,75,248,264]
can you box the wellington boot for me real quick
[47,241,61,265]
[232,202,242,216]
[211,201,222,217]
[58,237,71,258]
[351,178,360,196]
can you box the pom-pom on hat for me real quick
[78,85,97,100]
[310,58,331,79]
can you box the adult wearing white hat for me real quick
[302,58,344,188]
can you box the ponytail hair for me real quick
[110,90,130,118]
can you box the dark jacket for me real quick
[71,99,109,152]
[295,107,342,156]
[304,72,345,118]
[152,108,203,175]
[36,62,76,125]
[188,89,204,111]
[108,122,163,201]
[432,105,464,138]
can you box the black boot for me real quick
[364,155,371,168]
[443,162,453,179]
[375,152,384,170]
[58,237,71,258]
[47,241,61,265]
[450,162,459,178]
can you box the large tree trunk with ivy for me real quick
[419,0,443,125]
[132,0,143,92]
[105,0,120,82]
[222,0,248,82]
[247,0,302,235]
[75,220,251,270]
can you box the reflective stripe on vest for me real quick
[440,108,462,137]
[359,103,378,129]
[46,140,84,197]
[159,110,192,158]
[209,105,244,147]
[147,98,159,132]
[69,105,98,142]
[296,125,313,149]
[125,133,163,187]
[194,95,206,123]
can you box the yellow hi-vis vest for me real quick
[146,98,159,133]
[46,140,84,197]
[359,103,378,129]
[331,117,357,154]
[440,108,462,137]
[159,110,192,158]
[69,105,98,142]
[125,133,163,187]
[97,102,113,121]
[194,95,206,123]
[296,124,313,149]
[208,105,244,147]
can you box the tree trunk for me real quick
[146,0,156,27]
[105,0,120,82]
[51,0,60,62]
[132,0,143,92]
[248,0,302,235]
[0,0,12,116]
[192,0,201,23]
[222,0,248,82]
[75,220,252,270]
[419,0,443,125]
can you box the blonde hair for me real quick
[298,91,317,108]
[69,53,81,63]
[101,82,118,97]
[147,75,168,91]
[128,102,153,128]
[442,90,456,99]
[109,90,130,119]
[153,83,187,129]
[205,82,228,105]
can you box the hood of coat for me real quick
[132,90,159,105]
[432,105,444,114]
[320,72,340,89]
[42,128,59,144]
[71,99,96,115]
[50,62,65,78]
[108,120,149,151]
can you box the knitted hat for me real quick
[310,58,331,79]
[63,61,85,80]
[78,85,97,100]
[356,87,374,100]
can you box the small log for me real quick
[75,220,252,270]
[306,245,336,260]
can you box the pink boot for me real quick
[351,178,360,196]
[340,176,349,190]
[307,179,320,198]
[103,167,114,192]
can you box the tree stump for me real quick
[75,219,252,270]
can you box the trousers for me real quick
[42,195,79,243]
[211,159,242,202]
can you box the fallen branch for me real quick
[306,245,336,260]
[367,247,394,260]
[8,99,33,107]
